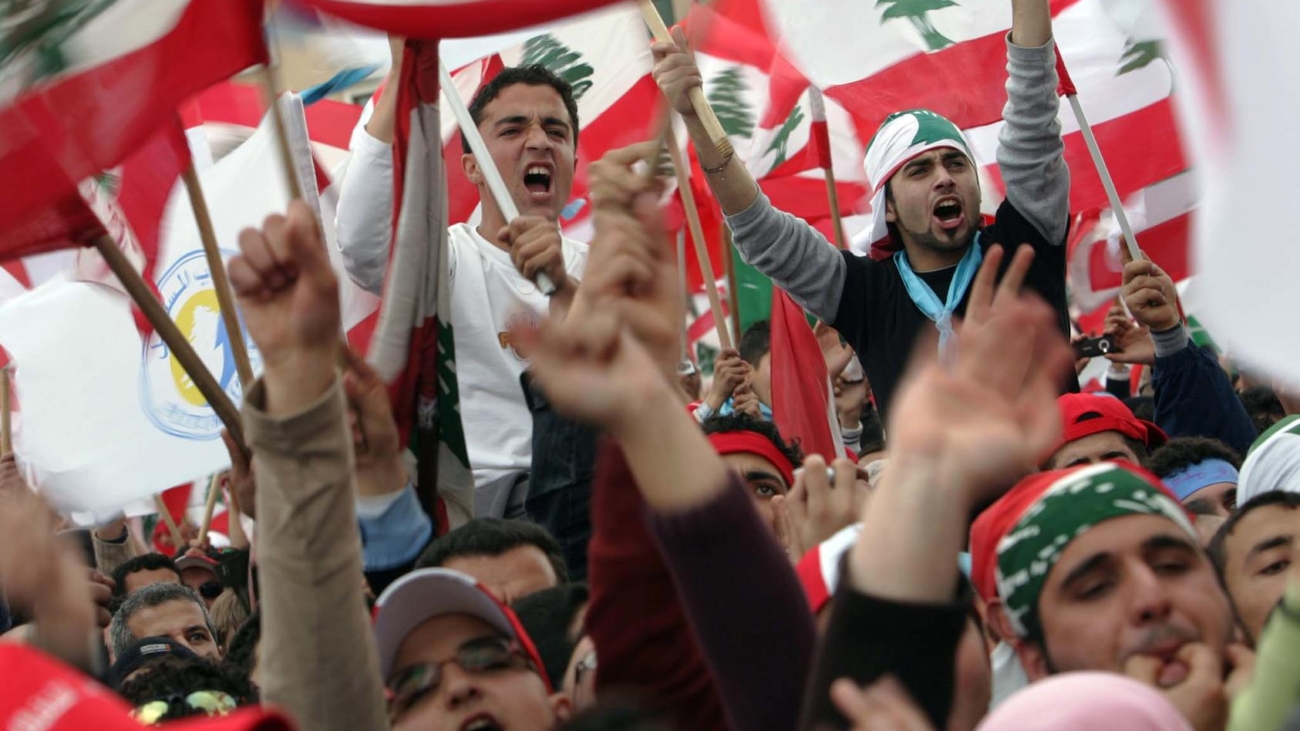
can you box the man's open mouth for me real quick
[524,165,552,198]
[933,197,963,230]
[461,714,503,731]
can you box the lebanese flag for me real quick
[296,0,626,38]
[0,0,266,252]
[769,289,844,463]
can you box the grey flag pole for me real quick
[439,57,557,295]
[1066,93,1143,262]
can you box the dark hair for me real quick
[117,655,257,717]
[109,583,216,661]
[416,518,569,585]
[461,65,580,155]
[1123,396,1155,424]
[1241,386,1286,435]
[737,321,771,368]
[1147,437,1243,480]
[859,408,885,456]
[701,414,805,471]
[1207,491,1300,578]
[225,609,261,678]
[513,583,589,689]
[111,554,180,598]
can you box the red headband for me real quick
[708,431,797,487]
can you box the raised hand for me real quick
[229,201,340,414]
[524,311,669,436]
[773,455,863,561]
[1103,302,1156,366]
[221,429,256,521]
[577,142,681,373]
[342,347,406,497]
[707,349,748,410]
[891,243,1072,505]
[1121,258,1181,333]
[731,380,763,420]
[650,26,703,118]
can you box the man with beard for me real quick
[651,0,1071,420]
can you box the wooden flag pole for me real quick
[438,58,556,296]
[677,230,690,363]
[637,0,735,160]
[722,224,741,335]
[0,367,10,456]
[92,235,247,453]
[823,168,846,250]
[198,472,222,544]
[665,125,733,350]
[1066,94,1141,262]
[154,495,185,553]
[182,164,255,389]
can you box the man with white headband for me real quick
[652,0,1070,420]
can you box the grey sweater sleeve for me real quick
[998,37,1070,245]
[725,192,848,324]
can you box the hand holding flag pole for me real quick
[439,57,557,296]
[637,0,735,161]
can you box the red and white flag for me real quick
[0,0,266,255]
[770,289,844,464]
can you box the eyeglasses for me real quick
[131,690,238,724]
[198,581,224,600]
[387,636,532,719]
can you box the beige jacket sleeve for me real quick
[244,376,388,731]
[92,530,138,577]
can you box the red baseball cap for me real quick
[1056,393,1168,452]
[0,644,292,730]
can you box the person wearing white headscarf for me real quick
[649,0,1072,422]
[1238,415,1300,505]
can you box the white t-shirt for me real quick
[336,126,588,490]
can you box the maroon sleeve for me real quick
[586,440,728,731]
[649,475,818,731]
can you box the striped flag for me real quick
[364,39,473,528]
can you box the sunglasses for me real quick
[388,636,532,719]
[198,581,224,600]
[132,690,237,724]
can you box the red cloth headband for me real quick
[708,431,797,487]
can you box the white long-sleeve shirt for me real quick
[335,127,588,494]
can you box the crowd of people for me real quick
[6,1,1300,729]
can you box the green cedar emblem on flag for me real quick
[1118,38,1165,76]
[0,0,116,80]
[764,104,805,170]
[706,66,755,139]
[521,33,594,100]
[876,0,959,52]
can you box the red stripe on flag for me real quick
[0,0,267,236]
[810,119,833,171]
[1063,99,1187,213]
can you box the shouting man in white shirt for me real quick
[336,57,588,523]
